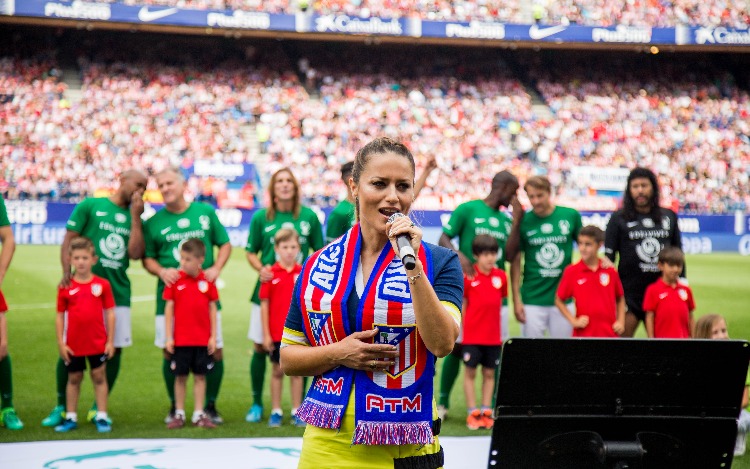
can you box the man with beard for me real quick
[605,167,683,337]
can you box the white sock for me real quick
[66,412,78,422]
[271,408,283,416]
[192,410,204,423]
[175,409,186,419]
[95,411,108,421]
[291,407,298,416]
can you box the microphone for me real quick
[387,212,417,271]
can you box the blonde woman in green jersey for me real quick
[245,168,324,423]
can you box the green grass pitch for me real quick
[2,246,750,466]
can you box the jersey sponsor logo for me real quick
[577,279,587,285]
[474,218,486,224]
[659,292,669,300]
[199,215,210,231]
[541,223,553,234]
[492,276,503,289]
[310,243,342,293]
[642,218,655,228]
[535,242,565,269]
[599,273,610,286]
[299,221,311,236]
[114,213,127,223]
[272,278,281,284]
[471,280,481,287]
[264,224,277,233]
[678,289,688,301]
[635,237,661,264]
[559,220,571,236]
[662,217,671,230]
[177,284,187,291]
[177,218,190,229]
[308,310,337,346]
[198,280,208,293]
[160,226,172,235]
[378,259,411,303]
[91,283,102,297]
[365,393,422,413]
[526,229,538,237]
[69,287,80,295]
[627,221,639,228]
[99,233,126,261]
[95,211,108,217]
[489,217,499,228]
[374,325,416,378]
[313,376,344,396]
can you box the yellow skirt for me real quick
[298,389,442,469]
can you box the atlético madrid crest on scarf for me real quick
[373,324,417,379]
[308,311,338,346]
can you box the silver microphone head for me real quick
[387,212,405,224]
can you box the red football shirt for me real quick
[163,271,219,346]
[643,278,695,338]
[462,266,507,346]
[57,276,115,356]
[557,260,624,338]
[0,289,7,313]
[259,262,302,342]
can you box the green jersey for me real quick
[144,202,230,315]
[0,195,8,226]
[519,206,582,306]
[443,199,514,267]
[66,197,133,306]
[245,206,324,303]
[325,199,355,243]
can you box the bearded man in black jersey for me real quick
[604,167,684,337]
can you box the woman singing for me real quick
[280,137,462,468]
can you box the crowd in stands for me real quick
[109,0,750,29]
[1,41,749,214]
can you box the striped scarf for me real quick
[295,224,435,445]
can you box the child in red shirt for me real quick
[260,228,303,428]
[644,246,695,338]
[555,225,626,337]
[462,235,507,431]
[55,237,115,433]
[164,238,218,429]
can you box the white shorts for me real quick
[521,304,574,339]
[154,312,224,349]
[501,305,510,342]
[113,306,133,348]
[248,303,263,344]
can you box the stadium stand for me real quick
[0,29,748,213]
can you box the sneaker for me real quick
[268,411,283,428]
[437,405,448,421]
[203,404,224,425]
[292,415,307,428]
[466,409,483,430]
[54,418,78,433]
[245,404,262,423]
[166,414,185,430]
[164,404,176,424]
[735,430,747,457]
[481,409,494,430]
[194,414,217,429]
[42,405,65,427]
[94,418,112,433]
[1,408,24,430]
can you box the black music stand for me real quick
[488,338,750,469]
